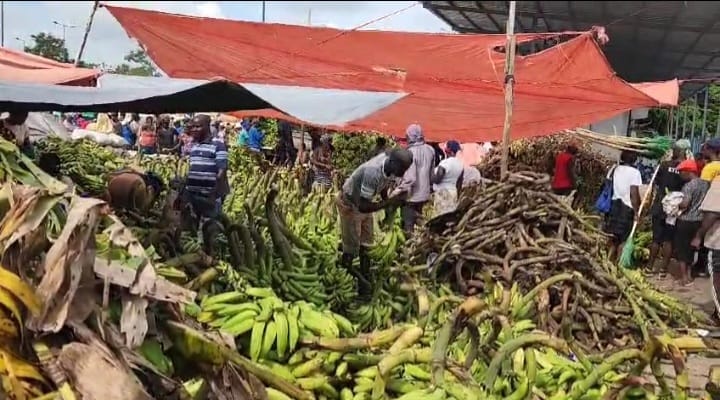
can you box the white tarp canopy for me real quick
[0,75,407,126]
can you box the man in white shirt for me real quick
[604,150,642,261]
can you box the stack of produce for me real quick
[567,128,674,160]
[408,171,710,351]
[5,136,718,400]
[478,133,613,209]
[331,133,388,179]
[35,137,125,195]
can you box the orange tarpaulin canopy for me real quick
[0,47,100,86]
[106,5,659,142]
[630,79,679,107]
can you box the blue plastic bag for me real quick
[595,166,617,214]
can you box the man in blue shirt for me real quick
[247,118,265,152]
[184,114,229,217]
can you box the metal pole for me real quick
[682,103,688,138]
[262,1,266,22]
[716,101,720,136]
[691,93,698,143]
[1,1,4,47]
[500,0,517,180]
[668,108,674,137]
[75,1,100,66]
[702,86,710,141]
[675,106,681,138]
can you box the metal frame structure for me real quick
[422,1,720,96]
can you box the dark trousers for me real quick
[401,201,426,234]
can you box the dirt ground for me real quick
[646,265,718,395]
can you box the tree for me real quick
[24,32,69,63]
[112,47,160,77]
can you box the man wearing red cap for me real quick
[674,160,708,285]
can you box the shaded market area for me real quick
[1,1,720,400]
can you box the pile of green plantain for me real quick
[29,138,720,400]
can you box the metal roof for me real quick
[422,1,720,94]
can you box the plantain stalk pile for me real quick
[0,137,717,399]
[409,171,710,352]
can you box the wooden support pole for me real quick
[500,1,517,180]
[74,0,100,66]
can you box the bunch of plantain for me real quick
[36,136,124,195]
[197,288,354,362]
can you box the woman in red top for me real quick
[138,117,158,155]
[551,143,578,196]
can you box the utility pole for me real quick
[307,8,312,26]
[261,1,266,22]
[53,20,77,42]
[1,1,4,47]
[499,1,517,180]
[75,0,100,66]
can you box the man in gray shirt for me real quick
[394,124,436,234]
[338,148,413,298]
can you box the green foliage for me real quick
[259,119,279,148]
[649,85,720,138]
[23,32,158,77]
[331,133,387,178]
[112,47,160,77]
[24,32,69,63]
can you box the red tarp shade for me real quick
[0,47,99,86]
[105,5,659,142]
[630,79,680,107]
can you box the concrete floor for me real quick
[646,273,717,395]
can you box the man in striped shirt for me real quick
[185,114,229,217]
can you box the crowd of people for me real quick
[552,138,720,320]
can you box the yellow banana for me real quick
[0,267,40,316]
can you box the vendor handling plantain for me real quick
[105,169,165,215]
[337,148,413,299]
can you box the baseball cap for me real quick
[677,159,699,173]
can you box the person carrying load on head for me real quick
[337,148,413,299]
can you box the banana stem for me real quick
[300,325,408,352]
[566,349,646,400]
[163,253,212,268]
[378,347,432,377]
[431,314,455,386]
[483,333,571,390]
[511,273,575,317]
[186,267,219,291]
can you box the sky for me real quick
[1,1,451,67]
